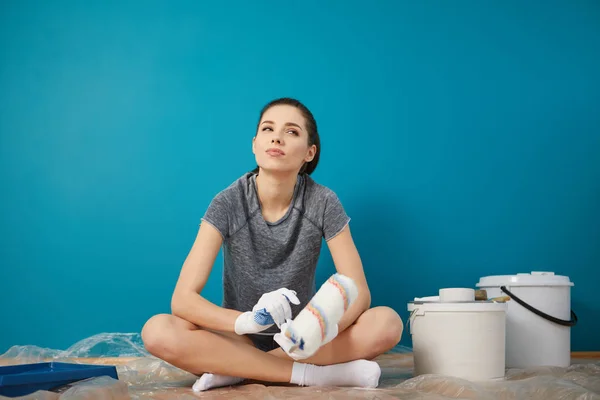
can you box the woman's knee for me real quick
[141,314,187,359]
[369,306,404,354]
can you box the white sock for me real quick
[290,360,381,388]
[192,360,381,391]
[192,373,244,392]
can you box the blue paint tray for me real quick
[0,362,119,397]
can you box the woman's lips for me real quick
[266,148,285,156]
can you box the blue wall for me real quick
[1,1,599,353]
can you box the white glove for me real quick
[234,288,300,335]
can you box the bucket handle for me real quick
[500,286,578,327]
[406,309,417,334]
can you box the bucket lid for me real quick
[476,271,573,287]
[408,301,507,313]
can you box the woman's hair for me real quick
[252,97,321,175]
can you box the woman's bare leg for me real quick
[141,314,293,382]
[141,311,387,391]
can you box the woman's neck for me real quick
[255,170,297,220]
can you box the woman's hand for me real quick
[234,288,300,335]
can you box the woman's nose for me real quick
[271,138,282,144]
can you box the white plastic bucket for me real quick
[407,300,508,381]
[476,271,577,369]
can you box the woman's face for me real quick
[252,105,316,175]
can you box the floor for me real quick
[1,352,599,399]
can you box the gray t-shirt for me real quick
[201,172,350,335]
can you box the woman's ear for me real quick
[305,144,317,162]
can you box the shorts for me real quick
[247,333,280,352]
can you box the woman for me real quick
[141,97,403,391]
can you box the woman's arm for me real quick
[325,224,371,333]
[171,221,242,332]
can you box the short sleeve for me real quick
[201,192,230,239]
[322,191,351,241]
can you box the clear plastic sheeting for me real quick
[0,333,598,399]
[0,333,149,361]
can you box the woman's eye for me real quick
[287,129,299,136]
[262,127,273,132]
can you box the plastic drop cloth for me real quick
[1,333,599,399]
